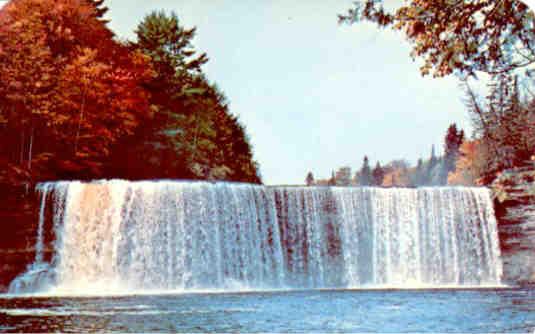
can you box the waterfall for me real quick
[34,183,50,264]
[8,180,503,294]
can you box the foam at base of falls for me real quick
[8,180,503,294]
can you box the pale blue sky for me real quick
[105,0,473,185]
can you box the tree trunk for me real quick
[74,90,87,155]
[19,129,24,165]
[28,127,33,170]
[191,113,201,161]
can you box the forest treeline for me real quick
[311,0,535,189]
[308,76,535,189]
[0,0,261,187]
[306,123,466,187]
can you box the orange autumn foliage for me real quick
[0,0,153,181]
[448,140,486,186]
[382,167,411,187]
[0,1,260,185]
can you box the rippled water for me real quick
[1,288,534,333]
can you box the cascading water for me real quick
[8,180,503,294]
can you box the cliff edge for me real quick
[492,166,535,284]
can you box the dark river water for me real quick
[0,288,534,333]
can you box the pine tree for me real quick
[426,145,438,184]
[444,123,464,175]
[135,11,208,113]
[429,145,438,168]
[414,158,425,186]
[465,73,535,183]
[305,172,314,186]
[372,162,384,186]
[111,11,259,183]
[359,156,372,186]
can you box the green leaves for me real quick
[116,11,261,183]
[0,4,260,185]
[341,0,535,78]
[135,11,208,82]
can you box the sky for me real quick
[103,0,477,185]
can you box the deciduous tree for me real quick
[372,162,384,186]
[448,140,487,185]
[340,0,535,77]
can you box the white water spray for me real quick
[8,181,503,294]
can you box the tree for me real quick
[440,123,465,184]
[84,0,109,20]
[429,145,438,167]
[390,173,397,187]
[372,162,384,186]
[119,10,260,183]
[340,0,535,78]
[0,0,152,183]
[305,172,314,186]
[412,158,426,186]
[444,123,465,175]
[340,0,535,188]
[425,145,439,184]
[135,10,207,111]
[448,140,486,185]
[382,160,412,187]
[335,167,352,186]
[53,47,152,177]
[464,74,535,183]
[0,2,261,186]
[127,11,210,179]
[358,156,372,186]
[0,1,57,180]
[328,171,336,186]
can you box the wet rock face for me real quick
[0,186,39,292]
[493,167,535,284]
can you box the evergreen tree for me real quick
[341,0,535,185]
[359,156,372,186]
[444,123,465,174]
[0,2,261,186]
[305,172,314,186]
[111,11,260,183]
[465,73,535,183]
[429,145,438,168]
[353,170,360,185]
[426,145,438,184]
[414,158,425,186]
[135,11,208,111]
[372,162,384,186]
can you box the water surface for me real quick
[1,287,534,333]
